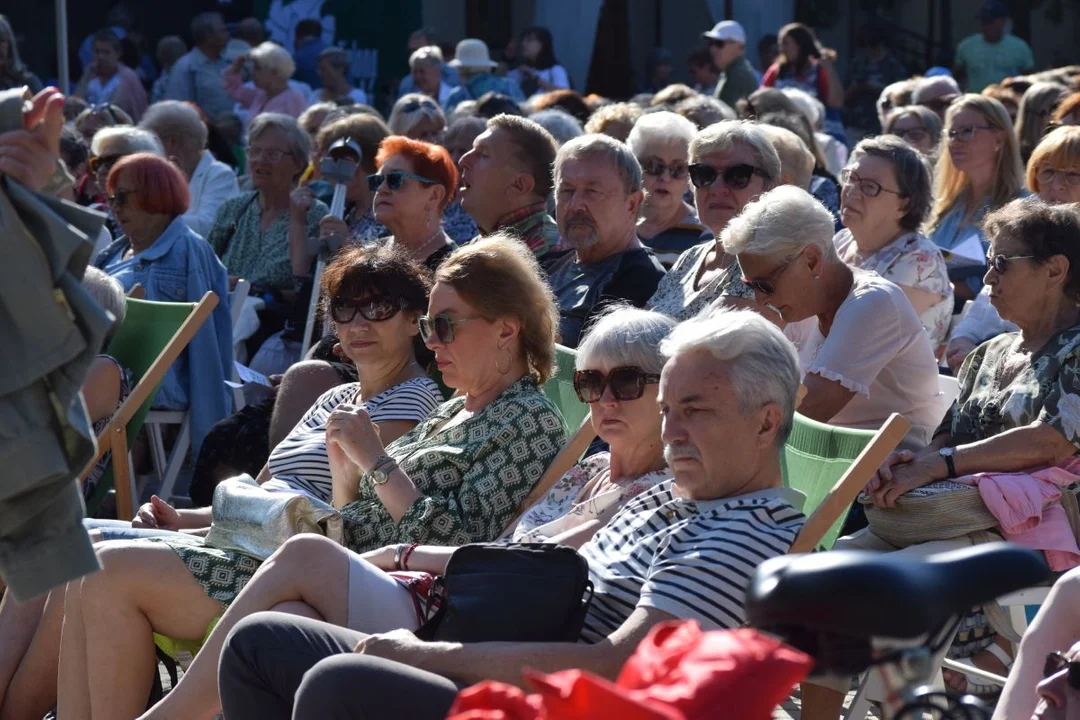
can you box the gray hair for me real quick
[757,124,814,190]
[140,101,209,153]
[529,109,583,147]
[721,185,836,260]
[247,113,310,166]
[689,120,782,187]
[250,41,296,80]
[584,102,643,139]
[577,306,676,375]
[626,111,697,158]
[319,47,350,73]
[554,133,643,195]
[674,95,736,130]
[389,93,446,137]
[660,309,800,444]
[190,11,224,45]
[883,104,943,149]
[781,87,825,130]
[409,45,444,70]
[847,135,933,231]
[82,266,127,328]
[912,75,960,105]
[90,126,165,157]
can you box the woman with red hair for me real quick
[93,152,233,455]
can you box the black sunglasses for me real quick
[89,153,124,175]
[742,252,801,296]
[418,313,481,344]
[1045,651,1080,690]
[367,171,439,193]
[401,98,438,114]
[329,296,405,324]
[640,158,689,180]
[688,163,764,190]
[573,367,660,403]
[988,253,1035,274]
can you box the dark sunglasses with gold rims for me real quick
[573,367,660,403]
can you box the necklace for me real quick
[404,227,446,261]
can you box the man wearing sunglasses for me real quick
[703,21,758,109]
[215,310,806,720]
[458,114,565,262]
[544,134,666,347]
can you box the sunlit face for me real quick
[331,290,419,367]
[840,155,908,236]
[407,115,445,144]
[737,244,824,324]
[108,170,157,241]
[247,127,303,193]
[412,62,442,95]
[638,138,690,221]
[888,113,936,155]
[458,127,523,228]
[692,144,769,235]
[555,156,637,249]
[423,282,512,394]
[579,359,662,455]
[946,108,1003,175]
[983,231,1044,325]
[372,154,444,226]
[1032,641,1080,720]
[251,61,278,92]
[1036,163,1080,205]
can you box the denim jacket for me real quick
[94,216,233,452]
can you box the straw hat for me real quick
[449,38,498,70]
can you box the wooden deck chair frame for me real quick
[787,413,910,554]
[227,279,250,412]
[78,292,219,520]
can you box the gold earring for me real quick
[495,347,512,375]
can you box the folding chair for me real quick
[542,344,590,432]
[786,413,911,554]
[228,279,250,412]
[81,292,219,520]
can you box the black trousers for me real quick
[219,612,462,720]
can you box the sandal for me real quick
[944,642,1013,698]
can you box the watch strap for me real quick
[941,449,957,479]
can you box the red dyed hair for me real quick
[375,136,459,213]
[107,153,191,216]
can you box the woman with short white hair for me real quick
[405,46,452,107]
[626,110,703,268]
[723,185,941,448]
[224,41,308,127]
[388,92,446,144]
[647,120,779,321]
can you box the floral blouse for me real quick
[341,376,568,551]
[511,452,671,542]
[648,241,754,321]
[942,325,1080,450]
[834,229,954,352]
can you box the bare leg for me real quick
[57,581,91,720]
[140,535,353,720]
[0,590,63,720]
[799,684,845,720]
[57,541,223,720]
[0,592,46,716]
[267,361,342,449]
[994,568,1080,720]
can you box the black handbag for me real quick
[415,543,594,644]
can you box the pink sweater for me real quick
[223,69,308,126]
[956,458,1080,571]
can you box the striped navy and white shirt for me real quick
[260,378,444,501]
[578,481,805,643]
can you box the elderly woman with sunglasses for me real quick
[725,185,941,449]
[626,111,706,268]
[646,120,781,321]
[835,136,953,354]
[112,306,665,720]
[55,235,567,719]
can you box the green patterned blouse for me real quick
[342,375,568,550]
[940,325,1080,449]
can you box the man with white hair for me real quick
[545,133,666,346]
[215,309,806,719]
[140,101,240,237]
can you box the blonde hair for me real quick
[434,234,559,384]
[250,41,296,80]
[927,95,1024,234]
[1026,126,1080,194]
[757,124,814,190]
[1015,82,1069,162]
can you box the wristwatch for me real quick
[361,454,398,486]
[939,447,958,479]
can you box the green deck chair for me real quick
[543,344,590,432]
[81,293,219,519]
[783,412,910,553]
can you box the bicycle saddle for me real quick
[746,543,1048,640]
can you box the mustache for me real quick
[664,443,702,463]
[564,211,596,227]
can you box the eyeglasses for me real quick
[573,367,661,403]
[1037,167,1080,187]
[688,163,765,190]
[891,127,929,144]
[329,296,405,324]
[400,98,438,114]
[1044,651,1080,691]
[418,313,481,344]
[742,252,801,296]
[89,153,123,175]
[367,171,439,193]
[947,125,994,143]
[987,253,1035,273]
[107,189,133,208]
[640,158,689,180]
[246,147,289,163]
[840,169,906,199]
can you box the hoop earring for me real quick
[495,347,512,375]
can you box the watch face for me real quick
[372,468,388,484]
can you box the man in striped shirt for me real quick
[217,309,806,719]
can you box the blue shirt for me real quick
[165,48,233,120]
[94,217,233,452]
[443,72,525,112]
[293,37,327,88]
[399,64,460,96]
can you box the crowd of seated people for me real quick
[5,8,1080,717]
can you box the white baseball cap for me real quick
[703,20,747,45]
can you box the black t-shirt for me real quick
[546,246,666,347]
